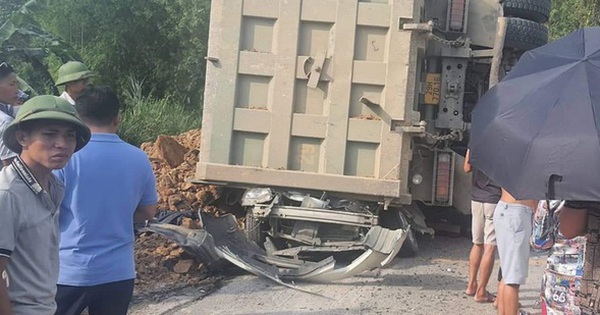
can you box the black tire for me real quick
[397,212,419,257]
[504,18,548,51]
[244,210,265,246]
[502,0,551,23]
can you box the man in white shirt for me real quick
[55,61,94,105]
[0,62,19,166]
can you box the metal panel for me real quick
[196,0,424,202]
[435,58,467,130]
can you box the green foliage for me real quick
[119,77,201,147]
[2,0,208,146]
[35,0,211,108]
[1,0,81,94]
[548,0,600,40]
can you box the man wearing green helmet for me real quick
[0,95,90,315]
[56,61,94,105]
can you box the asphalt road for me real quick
[130,234,547,315]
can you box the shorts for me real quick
[471,201,497,245]
[494,201,533,285]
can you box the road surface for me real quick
[131,234,547,315]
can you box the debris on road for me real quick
[133,232,210,297]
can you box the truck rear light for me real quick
[433,152,454,205]
[448,0,467,32]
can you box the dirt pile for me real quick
[140,129,221,211]
[134,233,209,297]
[134,129,220,297]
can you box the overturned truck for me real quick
[191,0,549,274]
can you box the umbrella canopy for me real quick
[469,27,600,201]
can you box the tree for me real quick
[548,0,600,40]
[1,0,81,94]
[36,0,211,107]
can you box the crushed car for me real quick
[140,195,408,287]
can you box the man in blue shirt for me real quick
[54,86,157,315]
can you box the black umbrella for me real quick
[469,27,600,201]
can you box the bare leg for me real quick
[467,244,484,295]
[493,277,500,309]
[503,283,520,315]
[474,244,496,302]
[497,280,505,315]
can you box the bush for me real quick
[119,95,201,146]
[119,77,201,146]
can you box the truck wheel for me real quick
[502,0,551,23]
[245,210,265,247]
[504,18,548,51]
[398,212,419,257]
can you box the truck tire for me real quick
[397,212,419,257]
[502,0,551,23]
[245,210,265,246]
[504,18,548,51]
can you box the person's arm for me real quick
[0,191,16,315]
[134,156,158,223]
[463,149,472,173]
[559,206,588,239]
[0,257,12,315]
[134,204,157,223]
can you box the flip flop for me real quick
[465,292,476,297]
[474,292,496,303]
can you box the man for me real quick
[0,96,91,315]
[464,149,501,303]
[55,61,94,105]
[0,62,19,166]
[55,86,158,315]
[494,190,537,315]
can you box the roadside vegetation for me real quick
[0,0,598,145]
[1,0,208,145]
[548,0,600,40]
[119,77,201,146]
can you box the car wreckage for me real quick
[141,210,406,287]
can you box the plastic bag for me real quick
[531,200,563,252]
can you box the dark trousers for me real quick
[55,279,134,315]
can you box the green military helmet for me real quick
[3,95,91,153]
[55,61,94,86]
